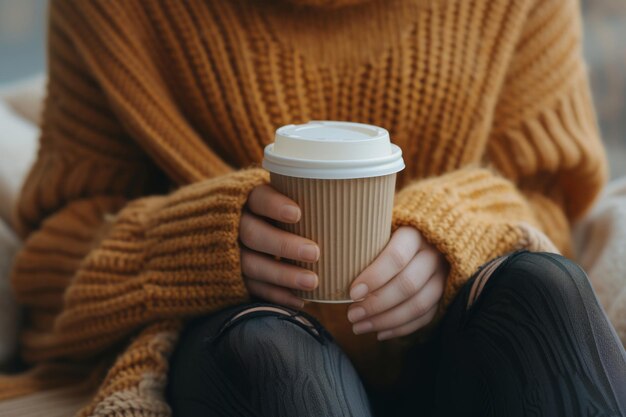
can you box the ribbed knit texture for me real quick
[0,0,607,415]
[282,0,374,8]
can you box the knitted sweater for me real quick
[0,0,607,415]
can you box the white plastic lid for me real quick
[263,121,405,179]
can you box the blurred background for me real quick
[0,0,624,177]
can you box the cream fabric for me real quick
[0,75,42,368]
[0,77,41,224]
[574,178,626,345]
[0,385,93,417]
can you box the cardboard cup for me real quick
[263,121,404,303]
[271,172,396,302]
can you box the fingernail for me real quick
[352,321,373,334]
[347,307,366,323]
[296,273,317,289]
[350,283,368,301]
[377,330,393,341]
[280,205,301,222]
[299,244,319,262]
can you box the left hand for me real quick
[347,226,449,341]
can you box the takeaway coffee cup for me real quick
[263,121,405,302]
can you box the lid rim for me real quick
[264,121,405,179]
[263,144,405,179]
[264,143,402,166]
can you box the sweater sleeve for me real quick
[392,0,608,310]
[11,0,269,363]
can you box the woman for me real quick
[0,0,624,415]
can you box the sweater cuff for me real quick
[144,167,270,315]
[57,168,269,341]
[391,168,537,309]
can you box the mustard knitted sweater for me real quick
[0,0,607,415]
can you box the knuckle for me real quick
[370,316,391,332]
[276,265,293,288]
[363,292,383,315]
[278,239,289,258]
[248,255,263,280]
[278,238,293,258]
[388,247,410,269]
[239,215,257,247]
[367,320,381,332]
[410,297,429,317]
[266,188,284,207]
[397,272,420,295]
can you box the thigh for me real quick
[387,253,520,417]
[166,301,374,417]
[432,251,626,417]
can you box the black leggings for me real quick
[166,251,626,416]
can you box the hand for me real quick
[347,227,449,340]
[239,184,320,309]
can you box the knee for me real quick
[494,251,591,299]
[170,305,373,417]
[209,306,327,372]
[170,307,323,386]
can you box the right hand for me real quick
[239,184,320,309]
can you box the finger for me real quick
[240,211,319,262]
[241,248,318,291]
[352,271,445,335]
[349,227,422,300]
[347,248,439,322]
[376,306,438,341]
[244,277,304,309]
[247,184,301,223]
